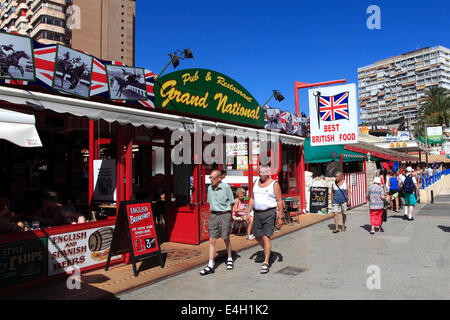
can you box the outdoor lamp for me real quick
[157,48,195,78]
[262,90,284,108]
[273,90,284,102]
[367,152,371,162]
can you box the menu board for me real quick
[105,200,163,276]
[309,187,329,214]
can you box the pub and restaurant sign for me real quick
[154,69,264,128]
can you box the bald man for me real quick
[200,170,235,275]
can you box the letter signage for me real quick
[154,69,264,128]
[308,83,358,146]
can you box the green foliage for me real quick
[414,86,450,139]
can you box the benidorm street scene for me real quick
[0,0,449,304]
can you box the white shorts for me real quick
[332,203,348,215]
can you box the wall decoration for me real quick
[0,31,35,82]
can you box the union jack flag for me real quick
[318,91,349,121]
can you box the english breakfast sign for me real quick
[308,83,358,146]
[154,69,264,128]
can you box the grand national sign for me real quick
[154,69,264,128]
[308,83,358,146]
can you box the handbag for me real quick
[382,208,387,222]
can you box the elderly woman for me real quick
[367,177,387,234]
[331,172,351,233]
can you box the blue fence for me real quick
[421,169,450,189]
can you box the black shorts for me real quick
[252,208,277,238]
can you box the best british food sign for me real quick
[308,83,358,146]
[154,69,264,128]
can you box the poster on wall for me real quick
[0,31,35,81]
[93,159,116,201]
[281,111,296,134]
[236,155,248,170]
[266,108,282,131]
[0,238,47,287]
[427,126,443,144]
[48,225,122,276]
[52,44,93,98]
[106,65,148,101]
[308,83,358,146]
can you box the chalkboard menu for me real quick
[310,187,329,214]
[105,200,163,277]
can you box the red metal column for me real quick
[116,124,124,215]
[125,126,134,201]
[300,145,306,212]
[248,138,253,197]
[89,120,95,208]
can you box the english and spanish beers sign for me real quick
[154,69,264,128]
[308,83,358,146]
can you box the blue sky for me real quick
[135,0,450,118]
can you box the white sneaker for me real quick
[249,234,255,240]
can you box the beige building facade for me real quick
[358,46,450,125]
[0,0,135,66]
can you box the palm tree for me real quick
[414,86,450,139]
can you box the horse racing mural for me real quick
[0,32,35,81]
[53,45,93,98]
[106,65,148,101]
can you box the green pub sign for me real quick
[154,69,264,128]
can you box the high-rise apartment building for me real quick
[0,0,135,66]
[358,46,450,125]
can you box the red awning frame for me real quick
[344,143,418,162]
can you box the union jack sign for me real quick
[308,83,358,146]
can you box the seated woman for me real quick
[233,188,254,240]
[62,205,87,225]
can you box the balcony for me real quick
[15,2,27,15]
[30,23,65,38]
[30,7,65,25]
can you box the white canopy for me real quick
[0,107,42,147]
[0,86,304,146]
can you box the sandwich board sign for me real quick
[308,83,358,146]
[105,200,163,276]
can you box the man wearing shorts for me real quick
[200,170,235,275]
[245,165,283,274]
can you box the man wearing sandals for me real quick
[245,165,284,274]
[200,170,235,275]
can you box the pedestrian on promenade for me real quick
[245,164,284,274]
[331,172,351,233]
[200,170,235,276]
[387,171,400,212]
[402,167,419,221]
[367,177,387,234]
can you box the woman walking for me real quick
[367,177,387,234]
[331,172,351,233]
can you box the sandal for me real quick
[260,263,270,274]
[332,229,340,233]
[370,230,375,234]
[199,266,215,276]
[226,260,234,270]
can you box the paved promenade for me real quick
[120,190,450,300]
[4,188,450,300]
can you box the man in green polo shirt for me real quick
[200,170,235,275]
